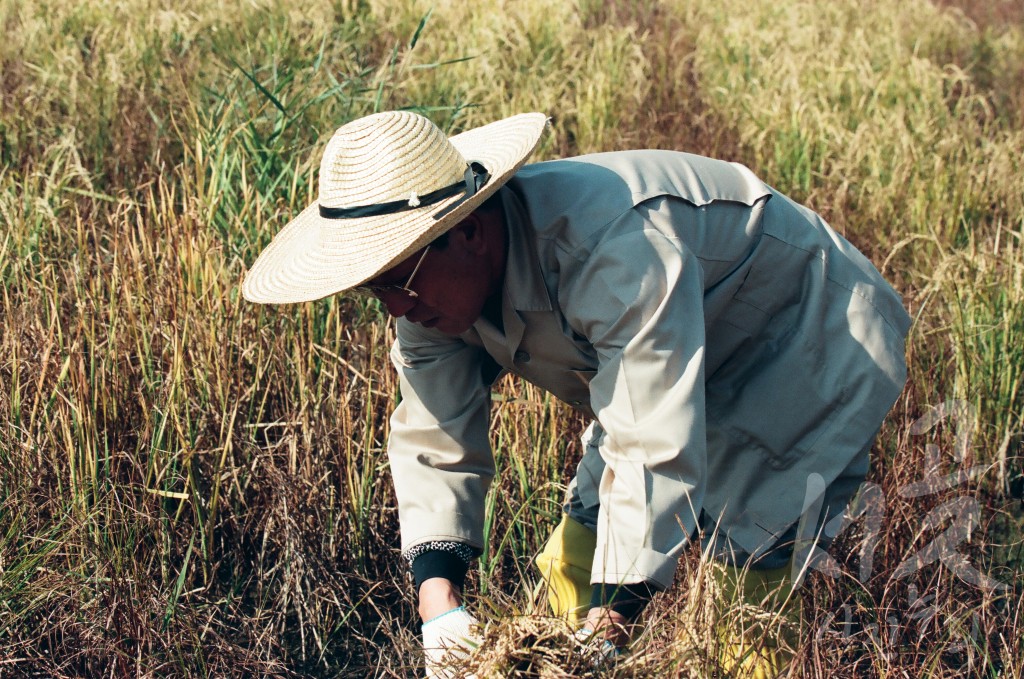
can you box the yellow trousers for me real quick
[534,514,597,624]
[709,560,801,679]
[535,515,800,676]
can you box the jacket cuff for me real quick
[591,545,682,590]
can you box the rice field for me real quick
[1,0,1022,676]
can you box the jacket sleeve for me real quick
[387,317,495,553]
[560,215,708,590]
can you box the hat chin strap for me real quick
[318,162,491,220]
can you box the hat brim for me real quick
[241,112,549,304]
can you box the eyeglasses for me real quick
[357,246,431,299]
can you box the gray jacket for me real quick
[387,150,909,588]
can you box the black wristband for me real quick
[412,550,469,589]
[590,581,657,621]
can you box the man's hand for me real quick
[572,607,628,666]
[582,606,630,647]
[419,578,479,678]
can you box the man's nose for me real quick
[379,292,417,318]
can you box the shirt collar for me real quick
[466,186,552,363]
[497,186,553,313]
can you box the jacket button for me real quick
[514,350,531,363]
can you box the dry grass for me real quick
[1,0,1023,676]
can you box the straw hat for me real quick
[242,110,549,304]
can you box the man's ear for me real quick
[449,214,488,255]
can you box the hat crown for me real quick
[318,111,467,210]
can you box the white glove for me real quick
[572,627,622,667]
[422,606,481,679]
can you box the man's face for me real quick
[363,222,498,335]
